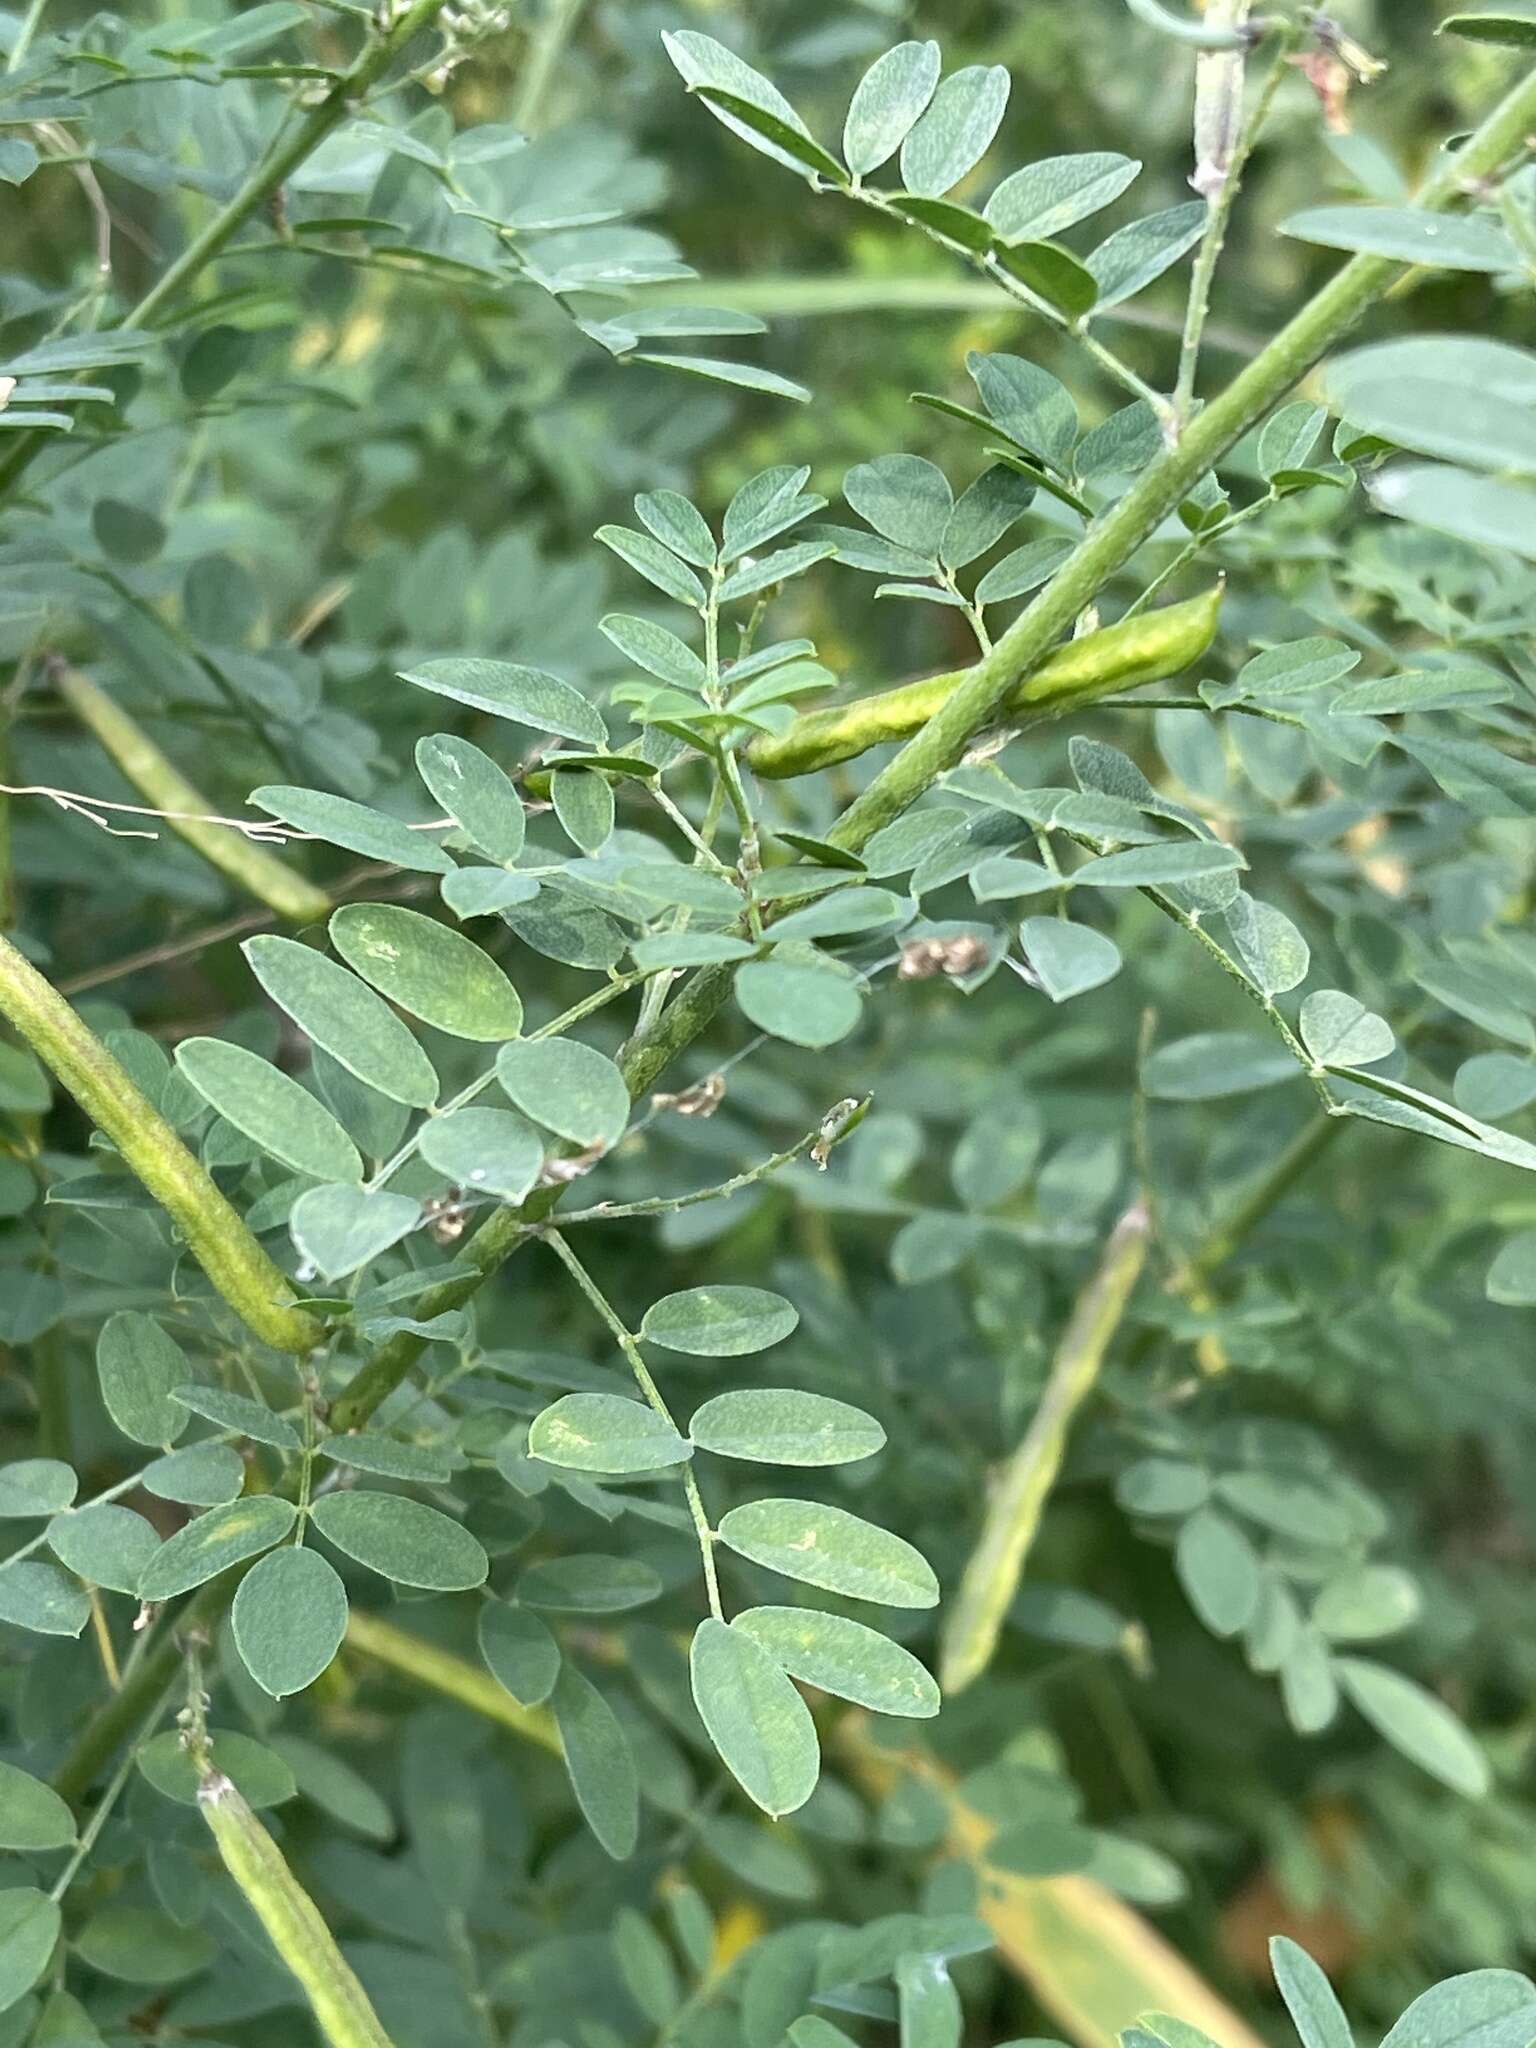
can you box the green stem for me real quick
[822,52,1536,855]
[4,0,49,72]
[1172,1111,1342,1288]
[940,1202,1151,1696]
[544,1229,724,1621]
[51,1576,230,1804]
[52,663,332,925]
[511,0,586,134]
[49,1683,170,1900]
[0,933,320,1354]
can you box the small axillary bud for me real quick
[1192,0,1253,200]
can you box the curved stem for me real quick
[544,1229,723,1621]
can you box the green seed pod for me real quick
[747,585,1223,781]
[197,1769,396,2048]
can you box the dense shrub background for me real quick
[2,3,1536,2045]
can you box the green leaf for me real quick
[419,1106,544,1203]
[1270,1939,1355,2048]
[1018,917,1122,1002]
[843,41,942,177]
[479,1601,560,1707]
[46,1503,160,1595]
[309,1492,488,1591]
[330,903,523,1041]
[138,1496,297,1601]
[170,1385,300,1450]
[400,658,608,747]
[142,1442,246,1508]
[232,1545,348,1698]
[718,1499,939,1607]
[1488,1229,1536,1306]
[690,1616,821,1817]
[734,959,864,1048]
[0,1890,61,2011]
[519,1553,662,1612]
[995,239,1100,320]
[1313,1565,1422,1642]
[495,1037,630,1150]
[1222,895,1311,997]
[1370,461,1536,562]
[688,1389,884,1465]
[614,1906,683,2026]
[443,867,540,919]
[1323,338,1536,474]
[0,1563,89,1637]
[551,1664,639,1859]
[0,1460,74,1518]
[290,1183,422,1278]
[1394,731,1536,815]
[1379,1972,1536,2048]
[661,30,842,183]
[636,489,715,567]
[267,1733,392,1841]
[244,936,439,1109]
[529,1392,691,1472]
[844,454,951,558]
[899,64,1010,198]
[1281,205,1519,271]
[551,769,615,854]
[1072,841,1244,889]
[318,1433,454,1483]
[1300,990,1395,1069]
[601,612,709,692]
[414,732,527,865]
[940,465,1037,570]
[1258,401,1326,481]
[95,1312,189,1447]
[249,786,453,874]
[0,1764,73,1852]
[138,1728,295,1808]
[641,1286,799,1357]
[1335,1657,1489,1797]
[985,151,1141,242]
[1441,10,1536,43]
[1175,1506,1260,1638]
[1117,1458,1211,1516]
[1331,668,1510,715]
[596,524,707,608]
[975,535,1076,604]
[969,351,1078,470]
[735,1606,940,1718]
[1086,201,1206,306]
[175,1037,362,1183]
[1143,1032,1299,1100]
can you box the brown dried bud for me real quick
[652,1073,726,1118]
[898,934,991,982]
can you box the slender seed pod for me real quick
[0,934,321,1354]
[197,1769,397,2048]
[747,585,1222,781]
[54,662,332,926]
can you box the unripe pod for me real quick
[197,1768,395,2048]
[747,585,1222,781]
